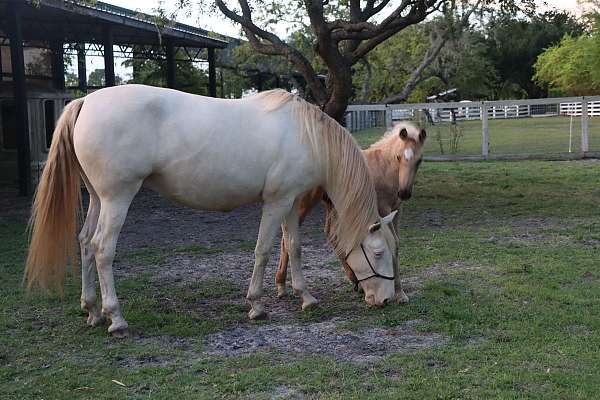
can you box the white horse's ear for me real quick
[368,221,381,233]
[381,210,398,226]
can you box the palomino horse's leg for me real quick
[91,186,140,335]
[275,188,322,298]
[275,201,310,298]
[275,234,290,298]
[79,178,102,326]
[247,198,295,320]
[282,200,318,310]
[392,208,409,304]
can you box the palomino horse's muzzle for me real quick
[398,189,412,200]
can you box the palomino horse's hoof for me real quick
[395,290,409,305]
[276,284,287,299]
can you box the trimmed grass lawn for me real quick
[353,116,600,156]
[1,158,600,399]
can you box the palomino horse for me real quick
[25,85,399,336]
[276,123,426,303]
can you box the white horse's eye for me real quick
[373,249,384,259]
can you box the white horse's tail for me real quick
[25,98,85,292]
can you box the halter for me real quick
[346,243,395,283]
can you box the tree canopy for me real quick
[534,14,600,96]
[193,0,538,120]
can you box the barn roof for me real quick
[0,0,228,48]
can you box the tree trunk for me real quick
[322,66,353,123]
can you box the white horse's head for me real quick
[345,210,397,306]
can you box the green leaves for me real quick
[534,16,600,96]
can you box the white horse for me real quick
[25,85,397,336]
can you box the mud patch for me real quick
[205,319,447,363]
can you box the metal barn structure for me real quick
[0,0,228,195]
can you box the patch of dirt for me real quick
[115,189,339,286]
[270,385,305,400]
[204,319,447,363]
[579,238,600,247]
[6,188,450,362]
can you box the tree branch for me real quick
[363,0,393,20]
[350,0,443,63]
[383,34,447,104]
[382,0,483,103]
[215,0,327,102]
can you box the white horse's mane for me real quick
[255,89,379,256]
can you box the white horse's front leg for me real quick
[247,199,294,320]
[283,202,318,310]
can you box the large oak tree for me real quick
[186,1,535,120]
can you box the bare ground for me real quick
[115,189,451,362]
[1,188,458,363]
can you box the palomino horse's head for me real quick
[344,210,398,306]
[390,123,426,201]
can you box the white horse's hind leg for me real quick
[91,186,140,335]
[247,198,294,320]
[79,181,102,326]
[282,202,318,310]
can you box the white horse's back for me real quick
[74,85,317,210]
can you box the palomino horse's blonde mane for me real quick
[256,89,379,256]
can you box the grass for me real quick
[1,158,600,398]
[353,116,600,156]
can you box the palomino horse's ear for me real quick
[381,210,398,226]
[368,221,381,233]
[419,129,427,143]
[399,128,408,140]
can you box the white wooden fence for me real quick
[345,96,600,158]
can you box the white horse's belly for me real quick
[145,169,264,211]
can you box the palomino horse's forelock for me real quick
[368,121,425,156]
[256,90,380,257]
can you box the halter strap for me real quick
[346,243,395,283]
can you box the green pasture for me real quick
[1,157,600,398]
[353,116,600,156]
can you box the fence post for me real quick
[345,111,352,132]
[581,98,589,153]
[482,103,489,157]
[385,106,393,128]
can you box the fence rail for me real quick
[345,96,600,159]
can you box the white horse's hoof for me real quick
[86,312,104,327]
[276,284,287,298]
[108,320,129,336]
[110,328,129,338]
[395,289,409,305]
[301,294,319,310]
[248,305,267,320]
